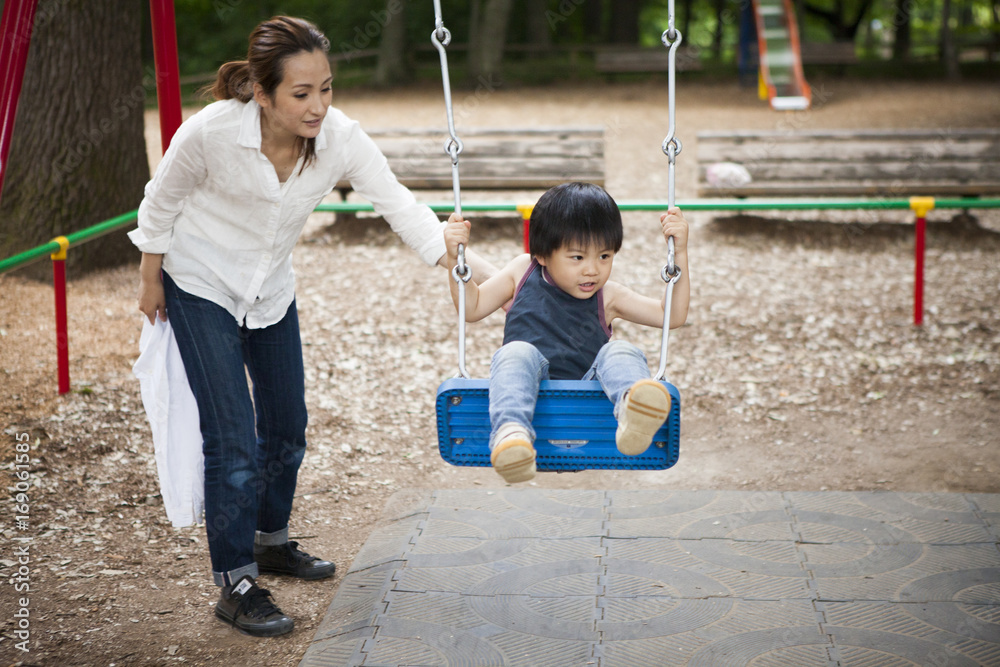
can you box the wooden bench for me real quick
[594,47,703,74]
[799,41,858,65]
[696,128,1000,198]
[336,126,604,197]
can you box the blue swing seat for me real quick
[436,378,680,472]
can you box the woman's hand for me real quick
[138,253,167,324]
[443,211,471,265]
[660,207,689,254]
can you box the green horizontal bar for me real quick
[0,210,137,275]
[317,198,1000,214]
[631,198,1000,211]
[64,209,138,245]
[314,202,521,213]
[5,196,999,276]
[0,240,63,274]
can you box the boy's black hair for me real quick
[528,182,623,258]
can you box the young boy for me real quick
[444,182,690,483]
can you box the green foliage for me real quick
[145,0,999,88]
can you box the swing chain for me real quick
[654,1,684,381]
[433,0,471,379]
[660,3,683,281]
[660,18,684,186]
[431,0,464,219]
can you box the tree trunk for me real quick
[681,0,693,45]
[583,0,605,43]
[525,0,551,49]
[468,0,482,62]
[993,3,1000,62]
[941,0,960,80]
[375,0,410,86]
[0,0,149,280]
[711,0,726,61]
[793,0,806,41]
[891,0,911,60]
[609,0,641,44]
[468,0,514,84]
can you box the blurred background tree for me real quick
[147,0,998,94]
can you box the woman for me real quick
[130,16,493,636]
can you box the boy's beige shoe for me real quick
[490,424,536,483]
[616,379,672,456]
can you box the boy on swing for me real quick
[444,182,690,483]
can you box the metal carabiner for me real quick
[432,24,451,47]
[661,135,683,162]
[453,245,471,284]
[445,137,464,165]
[452,249,472,380]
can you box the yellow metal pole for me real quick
[517,204,534,253]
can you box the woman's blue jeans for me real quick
[488,339,650,448]
[163,272,308,586]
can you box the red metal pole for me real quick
[914,214,925,326]
[0,0,39,201]
[910,197,935,327]
[148,0,183,151]
[517,205,533,253]
[51,237,70,394]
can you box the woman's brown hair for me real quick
[212,16,331,170]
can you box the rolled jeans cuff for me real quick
[255,527,289,546]
[214,562,259,587]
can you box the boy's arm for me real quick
[605,207,690,329]
[443,213,524,322]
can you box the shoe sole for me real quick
[617,380,671,456]
[491,437,536,483]
[256,564,337,580]
[214,608,295,637]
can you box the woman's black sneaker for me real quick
[215,575,294,637]
[254,541,336,580]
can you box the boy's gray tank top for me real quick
[502,259,611,379]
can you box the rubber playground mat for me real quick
[300,489,1000,666]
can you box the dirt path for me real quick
[1,80,998,665]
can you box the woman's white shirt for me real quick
[128,98,445,328]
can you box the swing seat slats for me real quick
[436,378,680,472]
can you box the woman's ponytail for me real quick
[212,60,253,102]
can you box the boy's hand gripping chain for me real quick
[433,0,472,379]
[655,4,684,382]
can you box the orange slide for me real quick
[752,0,811,110]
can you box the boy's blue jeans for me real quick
[488,339,651,448]
[163,272,308,587]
